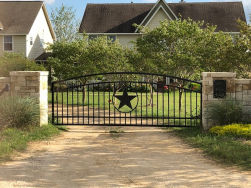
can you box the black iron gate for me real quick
[51,72,202,127]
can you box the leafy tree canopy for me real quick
[48,36,134,80]
[50,4,80,42]
[134,18,250,79]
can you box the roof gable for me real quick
[135,0,177,32]
[80,2,247,34]
[0,1,43,35]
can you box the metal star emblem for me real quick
[115,89,136,109]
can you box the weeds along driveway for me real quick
[0,126,250,188]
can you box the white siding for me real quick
[146,8,170,30]
[116,35,140,48]
[26,7,54,59]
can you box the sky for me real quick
[2,0,251,23]
[43,0,251,23]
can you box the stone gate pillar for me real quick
[10,71,49,126]
[202,72,236,130]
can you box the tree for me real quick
[48,36,133,80]
[48,36,134,103]
[50,4,80,42]
[0,53,45,77]
[134,18,247,80]
[134,18,251,107]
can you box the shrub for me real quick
[206,100,243,126]
[0,96,40,129]
[210,124,251,139]
[0,53,45,77]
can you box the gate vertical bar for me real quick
[61,86,64,124]
[146,83,148,126]
[67,84,69,125]
[141,82,143,126]
[162,84,164,125]
[185,90,187,126]
[77,83,79,124]
[51,82,55,124]
[93,84,95,125]
[98,84,100,125]
[88,85,90,125]
[109,83,111,125]
[157,83,159,126]
[71,82,74,124]
[82,85,85,125]
[200,83,203,126]
[103,87,105,125]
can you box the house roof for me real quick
[0,1,55,38]
[35,52,52,61]
[79,2,246,33]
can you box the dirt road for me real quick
[0,126,250,188]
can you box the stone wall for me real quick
[202,72,251,130]
[0,71,49,126]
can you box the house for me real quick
[79,0,246,47]
[0,1,55,60]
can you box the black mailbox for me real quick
[213,80,226,98]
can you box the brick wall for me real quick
[0,71,49,126]
[202,72,251,130]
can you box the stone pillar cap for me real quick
[202,72,236,78]
[10,71,49,76]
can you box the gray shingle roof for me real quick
[80,2,246,33]
[0,1,43,34]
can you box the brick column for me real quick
[10,71,49,126]
[202,72,236,130]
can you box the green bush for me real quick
[0,53,45,77]
[206,100,243,126]
[210,124,251,139]
[0,96,40,129]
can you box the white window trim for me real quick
[3,35,14,52]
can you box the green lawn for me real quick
[49,91,201,121]
[171,127,251,170]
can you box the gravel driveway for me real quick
[0,126,250,188]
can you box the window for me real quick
[30,37,33,45]
[40,39,45,47]
[88,35,98,40]
[4,35,13,51]
[107,35,116,42]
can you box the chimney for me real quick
[180,0,185,2]
[0,21,3,31]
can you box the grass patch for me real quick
[170,127,251,170]
[0,124,61,162]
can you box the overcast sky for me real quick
[2,0,250,23]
